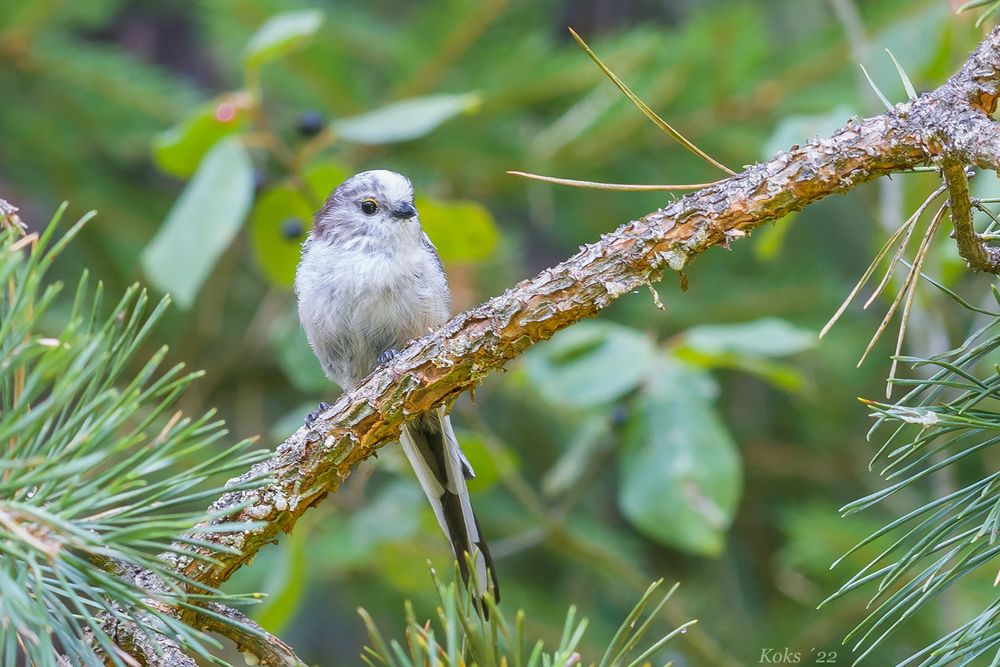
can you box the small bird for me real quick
[295,169,499,601]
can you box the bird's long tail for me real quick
[399,407,499,602]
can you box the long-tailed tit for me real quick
[295,169,499,600]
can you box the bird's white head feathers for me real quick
[312,169,419,241]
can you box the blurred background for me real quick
[0,0,995,664]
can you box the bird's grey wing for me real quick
[421,233,445,274]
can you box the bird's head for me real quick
[313,169,420,240]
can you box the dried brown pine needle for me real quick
[568,27,736,176]
[863,186,947,309]
[507,170,724,191]
[859,202,946,374]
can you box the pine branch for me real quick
[0,209,307,666]
[196,604,306,667]
[95,560,306,667]
[161,28,1000,593]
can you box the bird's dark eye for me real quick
[360,199,378,215]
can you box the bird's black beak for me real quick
[391,201,418,220]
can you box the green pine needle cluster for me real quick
[826,280,1000,665]
[360,565,694,667]
[0,207,270,666]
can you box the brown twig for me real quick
[942,160,1000,272]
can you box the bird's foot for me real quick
[305,401,331,428]
[377,348,400,365]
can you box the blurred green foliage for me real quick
[1,0,997,664]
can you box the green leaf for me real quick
[253,529,308,634]
[270,304,331,393]
[333,93,479,145]
[249,162,350,288]
[674,318,814,393]
[417,196,499,262]
[542,415,610,497]
[618,359,743,556]
[249,186,312,287]
[152,96,249,178]
[522,322,656,409]
[243,9,324,70]
[142,137,253,308]
[681,317,816,359]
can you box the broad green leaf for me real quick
[375,537,450,594]
[681,318,816,359]
[270,304,331,393]
[152,96,249,178]
[249,160,350,287]
[333,93,479,145]
[254,529,308,634]
[249,186,312,287]
[542,415,610,497]
[618,360,742,556]
[676,349,807,393]
[762,105,854,160]
[142,137,253,309]
[243,9,324,70]
[304,160,351,200]
[417,196,499,262]
[523,321,656,409]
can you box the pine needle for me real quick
[567,27,736,175]
[506,170,725,191]
[860,64,894,111]
[885,49,917,101]
[859,202,945,370]
[821,211,918,338]
[863,186,946,309]
[956,0,1000,27]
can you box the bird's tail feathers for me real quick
[399,408,499,603]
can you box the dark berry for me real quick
[610,403,629,428]
[296,110,325,137]
[282,217,304,240]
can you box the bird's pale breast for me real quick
[296,233,449,388]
